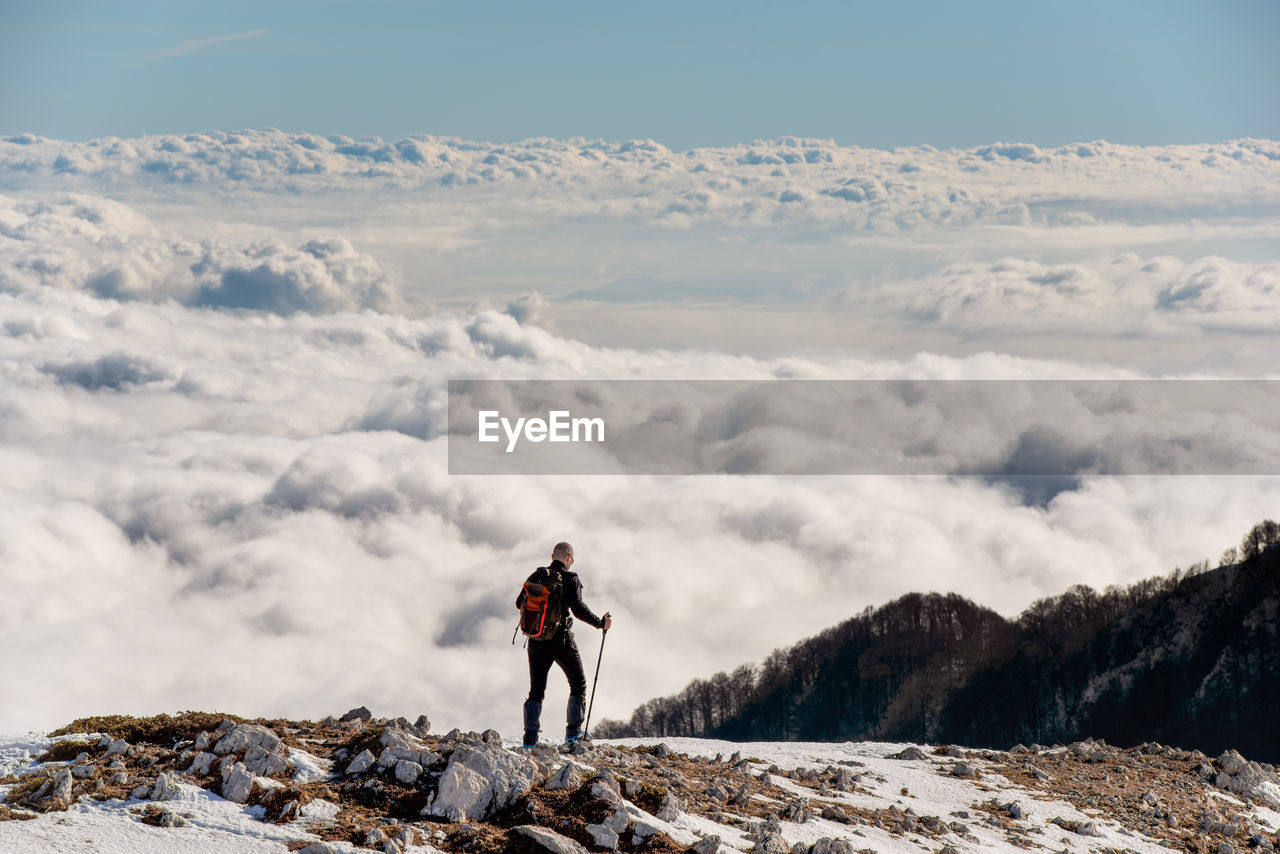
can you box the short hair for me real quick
[552,542,574,560]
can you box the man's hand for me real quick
[602,612,613,631]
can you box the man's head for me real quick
[552,541,574,567]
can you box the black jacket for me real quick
[519,559,604,640]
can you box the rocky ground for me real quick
[2,709,1279,854]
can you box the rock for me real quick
[1005,801,1024,820]
[891,747,929,760]
[545,763,583,791]
[243,744,290,777]
[188,751,218,776]
[365,828,388,846]
[71,764,96,779]
[1076,821,1102,837]
[296,844,338,854]
[341,706,373,723]
[656,793,681,822]
[395,760,423,785]
[586,823,620,850]
[730,783,752,806]
[708,785,727,801]
[110,772,128,786]
[103,738,130,758]
[220,762,254,804]
[820,805,850,823]
[150,771,182,801]
[1010,743,1029,753]
[379,746,422,767]
[810,840,856,854]
[632,818,663,841]
[213,723,283,757]
[193,732,213,752]
[622,778,640,798]
[603,806,630,833]
[690,834,722,854]
[50,768,73,803]
[510,824,590,854]
[789,844,807,854]
[950,762,978,778]
[785,798,810,823]
[419,749,443,767]
[426,742,538,822]
[1218,750,1248,776]
[589,773,622,804]
[653,743,670,758]
[130,785,151,800]
[379,728,422,752]
[345,749,376,775]
[751,832,790,854]
[481,729,502,746]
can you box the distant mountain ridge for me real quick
[597,522,1280,763]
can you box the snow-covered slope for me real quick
[2,713,1278,854]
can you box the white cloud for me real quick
[0,131,1277,735]
[1,283,1277,734]
[0,193,402,314]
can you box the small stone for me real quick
[150,771,182,801]
[188,751,218,776]
[891,746,929,760]
[546,763,583,791]
[656,793,681,822]
[394,760,423,785]
[220,762,254,804]
[71,764,96,779]
[130,785,150,800]
[341,706,373,723]
[1005,801,1023,820]
[585,823,619,850]
[690,835,722,854]
[951,762,977,778]
[509,824,590,854]
[345,749,376,775]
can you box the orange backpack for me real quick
[517,566,564,640]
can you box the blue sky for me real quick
[2,0,1277,150]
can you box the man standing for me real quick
[519,541,612,747]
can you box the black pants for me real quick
[524,631,587,739]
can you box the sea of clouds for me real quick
[1,131,1278,734]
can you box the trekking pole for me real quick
[583,625,608,737]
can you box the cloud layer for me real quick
[3,283,1278,734]
[1,130,1277,735]
[3,131,1277,232]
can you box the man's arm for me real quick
[566,575,607,629]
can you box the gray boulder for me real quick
[545,763,584,792]
[395,760,423,785]
[585,823,620,850]
[213,723,283,756]
[345,749,376,775]
[510,825,590,854]
[426,742,538,821]
[811,842,856,854]
[220,762,254,804]
[243,744,290,777]
[656,793,681,822]
[752,832,790,854]
[341,706,373,723]
[188,751,219,776]
[890,746,929,760]
[150,771,182,801]
[691,835,723,854]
